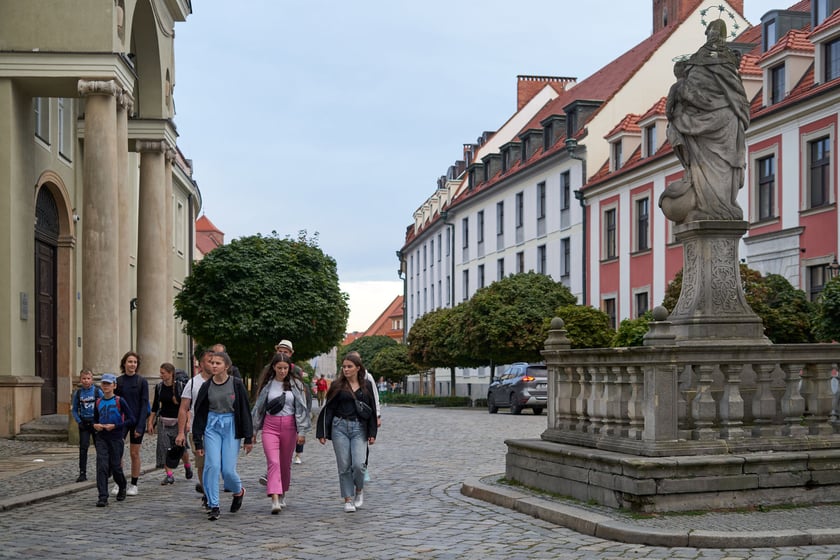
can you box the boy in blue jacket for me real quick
[93,373,134,507]
[71,368,102,482]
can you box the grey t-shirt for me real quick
[207,377,235,414]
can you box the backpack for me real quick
[174,369,189,385]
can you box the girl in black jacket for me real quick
[316,352,377,513]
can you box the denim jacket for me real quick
[252,377,311,436]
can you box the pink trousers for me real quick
[262,414,296,496]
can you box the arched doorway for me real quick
[34,187,59,414]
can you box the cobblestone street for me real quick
[3,406,840,559]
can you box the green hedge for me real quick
[381,394,472,407]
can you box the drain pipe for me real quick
[566,138,587,306]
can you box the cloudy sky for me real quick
[172,0,778,331]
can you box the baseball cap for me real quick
[275,339,294,352]
[101,373,117,384]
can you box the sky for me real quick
[172,0,780,331]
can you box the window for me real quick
[423,245,427,270]
[515,192,524,228]
[809,264,827,301]
[446,275,451,305]
[58,98,73,160]
[612,141,623,170]
[561,238,571,278]
[445,227,451,256]
[809,137,831,208]
[478,264,485,289]
[537,181,546,236]
[430,285,434,309]
[496,201,504,235]
[757,155,775,220]
[560,171,570,211]
[644,125,657,157]
[175,200,185,256]
[603,298,617,329]
[770,64,785,104]
[430,239,434,267]
[461,218,469,248]
[462,270,469,301]
[763,19,777,51]
[497,258,505,280]
[477,211,484,244]
[437,234,442,261]
[537,182,546,220]
[604,208,617,259]
[815,0,831,26]
[423,288,427,313]
[34,97,50,143]
[537,245,547,274]
[826,39,840,82]
[635,292,649,318]
[516,251,525,273]
[635,197,650,252]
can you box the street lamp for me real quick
[827,258,840,281]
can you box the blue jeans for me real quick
[331,417,367,499]
[202,412,242,508]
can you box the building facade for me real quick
[0,0,198,436]
[399,0,750,399]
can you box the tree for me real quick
[339,335,398,369]
[814,276,840,342]
[459,272,577,365]
[612,311,653,347]
[369,344,418,383]
[556,305,615,349]
[662,265,815,344]
[174,232,348,380]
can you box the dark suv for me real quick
[487,362,548,415]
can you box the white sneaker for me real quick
[271,499,282,514]
[126,483,139,496]
[110,484,119,496]
[293,455,302,464]
[344,501,356,513]
[279,495,286,507]
[353,490,364,508]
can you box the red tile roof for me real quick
[362,295,405,342]
[759,27,814,63]
[605,114,641,139]
[638,97,667,122]
[739,52,763,76]
[195,214,224,255]
[810,7,840,37]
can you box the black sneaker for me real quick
[230,488,245,513]
[116,486,127,501]
[201,495,208,510]
[194,483,203,494]
[76,473,87,483]
[96,498,107,507]
[185,466,194,480]
[208,506,220,521]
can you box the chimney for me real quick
[516,75,576,111]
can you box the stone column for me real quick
[136,140,168,385]
[669,220,769,345]
[116,90,133,352]
[164,148,175,362]
[78,79,120,373]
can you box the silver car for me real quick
[487,362,548,415]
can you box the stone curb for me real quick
[460,476,840,548]
[0,461,160,512]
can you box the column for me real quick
[136,139,168,384]
[116,89,133,352]
[78,79,120,373]
[164,148,175,362]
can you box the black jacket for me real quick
[192,375,253,450]
[316,379,378,441]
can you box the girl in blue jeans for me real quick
[316,353,378,512]
[192,351,253,521]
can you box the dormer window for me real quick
[826,39,840,81]
[814,0,832,27]
[612,141,623,170]
[644,125,657,158]
[763,19,777,52]
[543,126,554,151]
[770,63,785,103]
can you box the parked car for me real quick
[487,362,547,415]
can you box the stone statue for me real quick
[659,19,750,224]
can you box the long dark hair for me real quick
[256,353,293,394]
[327,352,370,400]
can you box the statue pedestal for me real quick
[669,220,769,346]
